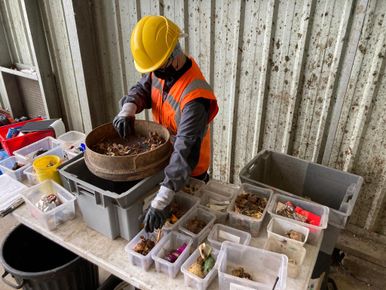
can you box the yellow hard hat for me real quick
[130,16,181,73]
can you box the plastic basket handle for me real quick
[1,271,24,289]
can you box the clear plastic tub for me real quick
[0,174,27,212]
[21,180,76,230]
[239,149,363,254]
[13,137,62,163]
[182,178,206,198]
[181,247,219,290]
[162,192,200,232]
[200,190,231,224]
[267,217,309,246]
[124,229,167,271]
[207,223,251,250]
[66,148,83,159]
[264,237,306,278]
[203,179,239,198]
[267,193,329,244]
[179,206,216,248]
[218,241,288,290]
[151,231,193,278]
[23,165,39,185]
[239,149,363,229]
[57,131,85,149]
[228,183,273,237]
[0,156,28,181]
[40,146,68,161]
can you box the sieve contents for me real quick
[93,132,165,156]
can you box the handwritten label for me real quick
[230,282,255,290]
[218,230,241,243]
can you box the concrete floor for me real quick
[329,265,381,290]
[0,215,378,290]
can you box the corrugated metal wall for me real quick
[1,0,385,236]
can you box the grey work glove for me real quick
[144,186,175,232]
[113,103,137,139]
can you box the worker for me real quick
[113,16,219,233]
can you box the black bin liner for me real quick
[1,224,98,289]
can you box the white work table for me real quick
[12,205,322,290]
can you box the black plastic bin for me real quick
[0,224,99,290]
[239,149,363,254]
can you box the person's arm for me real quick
[114,74,152,138]
[145,98,210,232]
[161,98,210,192]
[119,73,152,112]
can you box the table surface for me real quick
[12,205,322,290]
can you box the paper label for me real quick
[230,282,255,290]
[218,230,241,243]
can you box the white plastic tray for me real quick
[181,247,220,290]
[179,206,216,248]
[125,229,167,271]
[218,241,288,290]
[267,217,309,246]
[207,223,251,250]
[0,156,28,181]
[13,136,61,163]
[267,193,329,244]
[228,183,273,237]
[0,174,27,212]
[22,180,76,230]
[151,231,193,278]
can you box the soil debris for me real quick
[285,230,304,242]
[231,267,253,280]
[186,217,207,234]
[234,192,268,219]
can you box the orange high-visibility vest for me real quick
[151,58,218,176]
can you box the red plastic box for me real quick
[0,117,55,155]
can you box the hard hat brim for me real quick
[133,37,178,73]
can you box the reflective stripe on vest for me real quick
[152,78,213,126]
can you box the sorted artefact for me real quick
[36,193,62,212]
[93,132,165,156]
[164,243,187,263]
[285,229,304,242]
[235,192,268,219]
[231,267,253,280]
[183,183,201,195]
[32,149,47,159]
[166,201,187,225]
[186,217,207,234]
[188,243,215,278]
[133,236,155,256]
[133,230,162,256]
[11,162,24,170]
[276,201,321,226]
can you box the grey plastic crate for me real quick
[239,150,363,253]
[58,156,163,240]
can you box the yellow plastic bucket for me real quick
[33,155,62,184]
